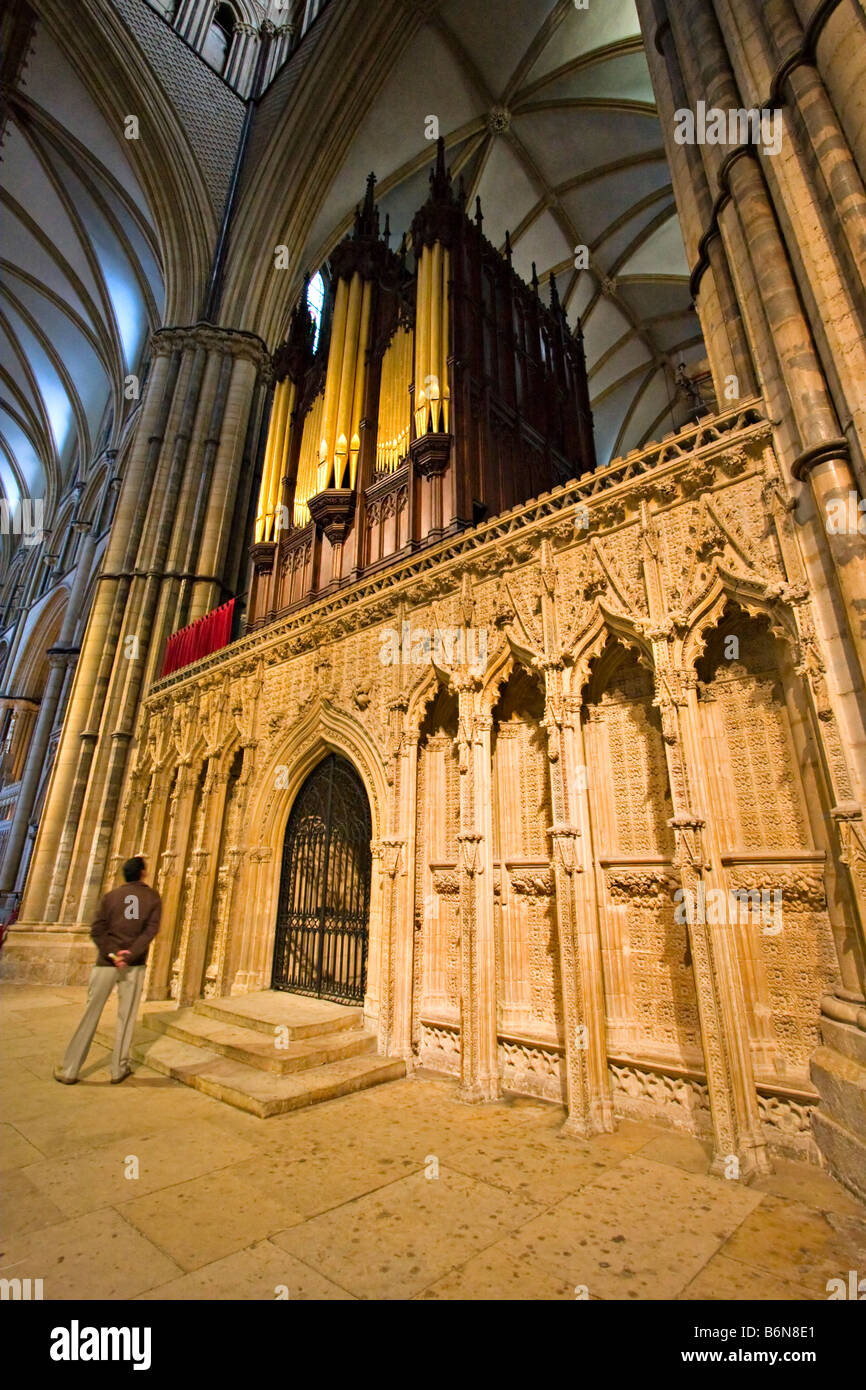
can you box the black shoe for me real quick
[110,1066,133,1085]
[54,1068,77,1085]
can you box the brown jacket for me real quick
[91,881,162,968]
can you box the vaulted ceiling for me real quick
[299,0,704,465]
[0,16,164,525]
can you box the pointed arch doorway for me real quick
[272,754,372,1004]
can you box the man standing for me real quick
[54,856,161,1086]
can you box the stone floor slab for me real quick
[137,1239,356,1300]
[0,1121,43,1172]
[678,1253,820,1301]
[718,1194,866,1294]
[118,1166,307,1272]
[270,1165,542,1300]
[497,1154,762,1300]
[0,1206,183,1298]
[3,982,865,1301]
[20,1118,259,1217]
[415,1244,576,1300]
[0,1170,67,1239]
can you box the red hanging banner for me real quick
[160,598,235,677]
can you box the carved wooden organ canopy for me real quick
[248,139,596,626]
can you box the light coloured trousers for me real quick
[58,964,145,1081]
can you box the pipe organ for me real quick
[249,141,596,626]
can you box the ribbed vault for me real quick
[0,21,164,531]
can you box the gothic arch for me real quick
[228,700,388,1001]
[4,585,68,700]
[679,576,797,674]
[405,665,444,738]
[250,699,387,853]
[481,643,525,716]
[569,605,653,697]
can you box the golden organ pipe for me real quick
[414,248,429,437]
[272,380,296,541]
[376,328,412,474]
[255,383,277,543]
[422,246,434,431]
[319,277,349,490]
[349,280,372,489]
[294,393,324,526]
[334,272,362,488]
[429,241,441,431]
[412,245,450,437]
[442,250,450,433]
[269,380,291,527]
[256,378,285,542]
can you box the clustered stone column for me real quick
[535,545,613,1137]
[638,0,866,789]
[15,325,268,974]
[634,0,866,1195]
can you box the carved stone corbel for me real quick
[548,824,581,875]
[457,831,483,876]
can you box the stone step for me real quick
[820,1015,866,1067]
[810,1045,866,1132]
[103,1025,405,1118]
[811,1109,866,1206]
[143,1005,375,1074]
[190,991,363,1040]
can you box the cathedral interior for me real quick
[2,0,866,1302]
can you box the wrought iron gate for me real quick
[271,754,371,1004]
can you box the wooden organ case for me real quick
[248,139,596,627]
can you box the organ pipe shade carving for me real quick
[376,327,412,473]
[317,271,372,491]
[255,377,295,542]
[414,244,450,436]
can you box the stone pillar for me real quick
[391,731,418,1059]
[189,354,260,622]
[5,700,39,784]
[13,327,266,979]
[375,689,410,1054]
[266,20,294,81]
[146,759,200,1000]
[454,674,499,1103]
[19,346,179,929]
[204,742,255,997]
[173,0,210,47]
[763,0,866,303]
[656,660,771,1179]
[540,658,610,1136]
[0,526,97,902]
[553,690,615,1136]
[172,757,231,1003]
[638,0,758,401]
[656,0,866,796]
[365,840,385,1032]
[224,21,259,93]
[233,844,275,994]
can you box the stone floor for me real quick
[2,982,865,1301]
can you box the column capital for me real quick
[151,322,270,371]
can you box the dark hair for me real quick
[123,856,145,883]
